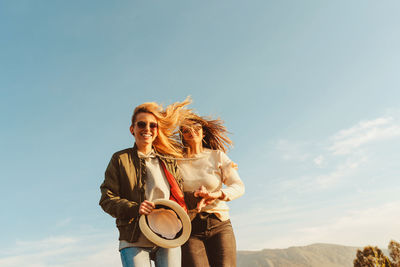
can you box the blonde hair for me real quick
[131,98,192,158]
[180,113,233,153]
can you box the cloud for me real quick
[271,115,400,191]
[0,233,120,267]
[329,117,400,155]
[234,200,400,250]
[237,113,400,250]
[313,155,367,189]
[296,201,400,248]
[277,153,368,193]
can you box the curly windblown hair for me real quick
[180,113,233,153]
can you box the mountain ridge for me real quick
[237,243,360,267]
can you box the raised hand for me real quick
[194,186,224,212]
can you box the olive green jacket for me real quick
[99,146,184,243]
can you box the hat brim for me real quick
[139,199,191,248]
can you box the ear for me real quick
[130,125,134,136]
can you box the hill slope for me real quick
[237,243,359,267]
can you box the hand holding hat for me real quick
[139,200,155,215]
[139,199,191,248]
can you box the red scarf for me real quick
[160,161,188,212]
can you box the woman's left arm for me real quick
[219,151,245,201]
[194,159,244,211]
[194,151,245,206]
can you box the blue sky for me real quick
[1,0,400,266]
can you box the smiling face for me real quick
[130,112,158,152]
[181,123,204,148]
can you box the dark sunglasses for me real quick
[181,124,202,134]
[136,121,158,129]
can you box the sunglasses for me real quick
[181,124,202,134]
[136,121,158,129]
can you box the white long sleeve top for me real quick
[178,148,245,221]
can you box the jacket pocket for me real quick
[116,218,140,243]
[116,218,131,227]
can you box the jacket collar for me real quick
[133,144,157,159]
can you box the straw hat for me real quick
[139,199,191,248]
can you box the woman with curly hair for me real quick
[99,98,190,267]
[178,114,245,267]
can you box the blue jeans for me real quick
[120,246,181,267]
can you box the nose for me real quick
[140,125,151,132]
[186,129,195,136]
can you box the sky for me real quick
[1,0,400,266]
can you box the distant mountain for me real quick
[237,243,360,267]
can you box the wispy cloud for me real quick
[297,201,400,248]
[329,117,400,155]
[313,155,367,189]
[235,200,400,250]
[272,115,400,191]
[1,236,78,261]
[277,153,367,192]
[0,233,120,267]
[239,113,400,250]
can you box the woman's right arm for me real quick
[99,155,140,220]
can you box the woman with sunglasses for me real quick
[178,114,245,267]
[99,99,189,267]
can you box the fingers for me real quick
[196,197,217,212]
[194,185,208,198]
[196,194,219,212]
[201,191,220,201]
[139,200,155,215]
[207,190,223,200]
[196,187,221,199]
[194,186,223,212]
[205,198,215,205]
[196,198,206,212]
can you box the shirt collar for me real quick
[137,149,157,159]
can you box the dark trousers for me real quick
[181,213,237,267]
